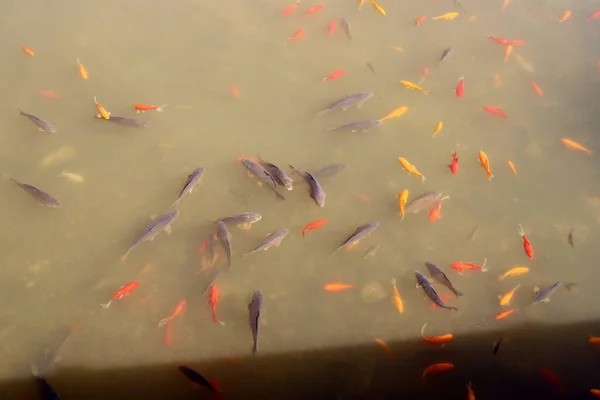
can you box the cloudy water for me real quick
[1,0,600,398]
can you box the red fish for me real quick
[482,105,507,119]
[327,21,337,35]
[447,151,459,174]
[288,28,304,42]
[133,104,168,112]
[588,11,600,20]
[282,1,301,16]
[518,224,534,259]
[451,258,488,274]
[305,4,324,15]
[100,281,140,308]
[456,76,464,98]
[158,299,186,327]
[302,219,327,236]
[415,16,427,27]
[429,201,443,223]
[40,90,59,99]
[207,284,223,324]
[322,69,345,82]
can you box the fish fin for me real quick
[533,286,540,293]
[165,225,172,235]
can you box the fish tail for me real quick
[454,289,464,297]
[17,108,24,115]
[252,340,258,354]
[157,104,169,112]
[481,257,488,271]
[565,283,578,291]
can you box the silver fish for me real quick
[18,109,57,132]
[334,221,379,254]
[244,229,289,256]
[10,178,60,208]
[120,210,179,261]
[217,213,262,230]
[328,119,382,132]
[172,167,205,207]
[316,92,373,118]
[248,290,263,354]
[415,271,458,311]
[404,191,443,214]
[257,155,293,190]
[340,18,351,39]
[240,158,285,200]
[289,165,326,207]
[313,164,346,180]
[96,114,149,127]
[437,47,452,66]
[533,282,576,304]
[217,220,232,271]
[425,262,463,297]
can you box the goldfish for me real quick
[518,224,534,259]
[499,266,529,280]
[451,258,487,274]
[456,76,464,97]
[588,11,600,20]
[559,10,571,23]
[358,0,364,10]
[499,285,520,306]
[530,81,543,96]
[76,58,88,80]
[159,299,186,327]
[369,0,386,15]
[482,105,507,119]
[422,363,454,381]
[302,219,327,236]
[281,1,300,16]
[288,28,304,42]
[40,90,59,99]
[478,150,493,181]
[327,21,337,35]
[400,80,428,94]
[433,12,459,20]
[21,45,35,56]
[512,52,534,72]
[507,160,518,176]
[486,36,525,46]
[322,69,345,82]
[94,96,111,120]
[389,45,404,52]
[420,323,453,345]
[100,281,140,308]
[415,16,426,26]
[133,104,168,113]
[540,368,564,393]
[398,157,426,181]
[375,338,392,354]
[419,66,430,84]
[467,381,476,400]
[432,121,443,137]
[495,309,515,320]
[448,151,459,174]
[391,278,404,313]
[207,284,224,325]
[504,45,512,62]
[561,138,592,155]
[469,15,477,21]
[304,4,324,15]
[381,105,408,121]
[428,200,443,223]
[398,189,409,219]
[324,283,354,292]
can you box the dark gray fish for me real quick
[289,165,326,207]
[172,167,205,207]
[97,114,149,127]
[405,191,443,214]
[217,213,262,230]
[425,261,463,297]
[567,229,574,248]
[492,332,503,355]
[18,109,57,132]
[437,47,452,66]
[10,178,60,207]
[366,62,376,74]
[32,324,76,377]
[328,119,382,132]
[35,377,60,400]
[120,210,179,261]
[313,164,346,180]
[334,221,379,254]
[415,271,458,311]
[178,366,217,393]
[216,220,232,271]
[244,229,289,256]
[257,155,293,190]
[533,282,576,304]
[240,158,285,200]
[316,92,374,118]
[340,18,351,39]
[248,290,263,354]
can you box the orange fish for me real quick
[391,278,404,313]
[467,381,476,400]
[482,105,507,119]
[327,21,337,35]
[40,90,59,99]
[305,4,324,15]
[229,85,241,98]
[451,258,487,274]
[322,69,346,82]
[422,363,454,381]
[369,0,386,16]
[21,45,35,56]
[589,11,600,20]
[76,58,88,80]
[433,12,459,20]
[518,224,534,259]
[499,285,520,306]
[428,200,443,223]
[591,389,600,397]
[375,338,392,354]
[324,283,354,292]
[302,219,327,236]
[589,336,600,345]
[100,281,140,308]
[448,151,459,174]
[398,189,408,219]
[281,1,301,16]
[499,266,529,280]
[561,138,592,155]
[478,150,494,181]
[94,96,111,120]
[158,299,186,327]
[207,284,223,325]
[503,45,512,62]
[133,104,168,112]
[420,323,453,345]
[530,81,543,96]
[415,16,427,26]
[559,10,571,23]
[495,309,515,320]
[398,157,426,181]
[288,28,304,42]
[507,160,518,176]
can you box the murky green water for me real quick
[1,0,600,398]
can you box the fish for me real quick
[9,178,60,207]
[17,109,57,132]
[313,164,346,180]
[97,114,149,127]
[415,16,427,26]
[244,229,289,256]
[451,258,487,274]
[216,221,233,271]
[517,224,534,259]
[322,69,346,82]
[22,45,35,56]
[217,213,262,230]
[422,362,455,381]
[456,76,464,97]
[256,155,293,190]
[507,160,518,176]
[281,1,301,16]
[58,171,84,184]
[327,21,337,35]
[588,11,600,20]
[369,0,386,15]
[432,121,443,137]
[398,157,426,181]
[172,167,205,207]
[482,105,507,119]
[425,262,463,297]
[240,158,285,200]
[366,62,376,74]
[467,381,475,400]
[316,92,374,118]
[328,119,383,132]
[405,191,443,214]
[248,291,263,354]
[398,189,409,219]
[478,150,493,181]
[120,210,179,261]
[302,219,327,236]
[496,309,515,320]
[305,4,324,15]
[499,285,520,306]
[133,103,168,113]
[492,332,503,354]
[340,18,352,39]
[100,281,140,308]
[381,106,408,121]
[499,266,529,280]
[35,376,61,400]
[362,244,380,259]
[391,278,404,313]
[288,165,326,207]
[400,80,428,94]
[158,299,186,327]
[76,58,88,79]
[333,221,379,254]
[207,284,223,325]
[288,28,304,42]
[559,10,571,23]
[568,229,575,247]
[93,96,111,120]
[324,283,355,292]
[437,47,452,66]
[530,81,543,96]
[428,198,449,222]
[433,12,459,20]
[421,323,453,345]
[533,282,576,304]
[448,151,459,174]
[504,45,512,62]
[178,366,218,393]
[561,138,592,155]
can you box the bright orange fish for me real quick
[530,81,543,96]
[507,160,518,176]
[229,85,241,98]
[305,4,324,15]
[559,10,571,22]
[100,281,140,308]
[467,381,476,400]
[207,284,223,325]
[133,104,168,112]
[422,363,454,381]
[281,1,301,16]
[324,283,354,292]
[448,151,459,174]
[482,105,507,119]
[499,285,520,306]
[76,58,88,80]
[398,157,426,181]
[391,278,404,313]
[398,189,408,219]
[322,69,346,82]
[415,16,427,26]
[591,388,600,397]
[561,138,592,155]
[518,224,534,259]
[302,219,327,236]
[420,323,453,345]
[495,309,515,320]
[589,336,600,345]
[478,150,494,181]
[21,45,35,56]
[288,28,304,42]
[158,299,186,327]
[503,45,512,62]
[428,200,443,223]
[94,96,111,120]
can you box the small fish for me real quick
[425,262,463,297]
[240,158,285,200]
[533,282,576,304]
[133,103,168,113]
[328,119,383,132]
[495,309,515,320]
[418,66,430,85]
[324,283,355,292]
[375,338,392,354]
[229,85,241,98]
[97,114,149,127]
[499,285,520,306]
[9,178,60,207]
[366,62,376,74]
[437,47,452,66]
[451,258,487,274]
[422,362,454,381]
[369,0,386,15]
[433,12,459,20]
[248,291,263,354]
[499,266,529,280]
[40,90,59,99]
[281,1,301,16]
[120,211,179,261]
[561,138,592,155]
[93,96,111,120]
[398,189,409,219]
[588,11,600,20]
[482,105,508,119]
[217,213,262,230]
[22,45,35,56]
[467,381,476,400]
[313,164,346,180]
[517,224,534,259]
[421,323,453,345]
[172,167,205,207]
[76,58,88,80]
[539,368,564,393]
[492,332,503,354]
[507,160,518,176]
[568,229,575,247]
[478,150,493,181]
[207,284,223,325]
[381,106,408,121]
[289,164,326,207]
[101,281,139,308]
[415,271,458,311]
[216,221,233,271]
[398,157,426,181]
[559,10,571,23]
[305,4,324,15]
[391,278,404,313]
[158,299,186,328]
[302,219,327,236]
[530,81,543,96]
[58,171,84,184]
[316,92,374,118]
[428,198,449,223]
[448,151,459,174]
[432,121,443,137]
[415,16,427,26]
[405,191,443,214]
[17,109,57,132]
[288,28,304,42]
[493,72,502,88]
[257,155,293,190]
[456,76,464,97]
[327,21,337,35]
[322,69,346,82]
[340,18,352,39]
[244,229,289,256]
[400,80,428,94]
[334,221,379,254]
[178,366,218,393]
[504,45,512,62]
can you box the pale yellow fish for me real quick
[507,160,518,176]
[400,80,428,94]
[398,157,426,181]
[512,51,534,72]
[369,0,386,16]
[433,12,459,20]
[389,46,404,52]
[499,266,529,280]
[432,121,443,137]
[502,0,511,9]
[499,285,520,306]
[382,106,408,121]
[493,72,502,88]
[391,279,404,313]
[94,96,111,120]
[504,45,512,63]
[58,171,85,184]
[398,189,409,219]
[77,58,88,80]
[561,138,592,155]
